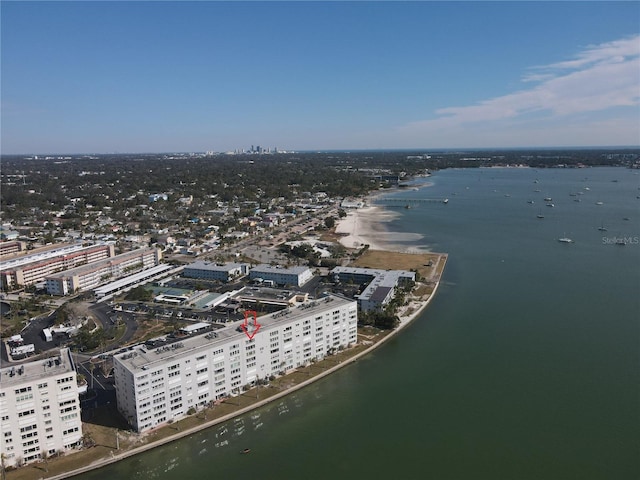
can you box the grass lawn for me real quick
[351,249,446,281]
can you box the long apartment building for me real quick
[0,243,115,290]
[45,247,162,296]
[0,349,83,468]
[0,240,27,258]
[113,294,357,433]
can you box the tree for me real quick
[324,216,336,229]
[56,305,69,324]
[40,450,49,473]
[125,286,153,302]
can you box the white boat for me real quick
[558,237,574,243]
[596,201,604,205]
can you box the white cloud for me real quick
[539,36,640,71]
[395,35,640,146]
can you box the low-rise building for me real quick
[249,264,313,287]
[330,266,415,312]
[0,349,83,468]
[113,294,357,433]
[183,261,249,282]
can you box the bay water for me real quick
[78,167,639,480]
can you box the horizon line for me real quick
[2,145,640,157]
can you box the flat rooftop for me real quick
[0,348,75,388]
[115,294,355,373]
[236,286,304,305]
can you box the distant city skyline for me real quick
[1,1,639,154]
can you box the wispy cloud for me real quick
[397,35,640,146]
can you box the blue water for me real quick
[77,167,640,480]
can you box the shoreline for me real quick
[335,183,433,252]
[41,267,445,480]
[13,188,445,480]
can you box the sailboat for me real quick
[597,222,607,232]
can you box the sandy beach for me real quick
[335,194,427,252]
[334,205,396,250]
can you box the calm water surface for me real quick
[79,167,639,480]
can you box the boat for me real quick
[241,448,251,454]
[537,214,545,219]
[615,239,627,246]
[597,222,607,232]
[544,197,552,202]
[595,201,604,205]
[558,237,574,243]
[546,203,554,207]
[442,198,449,204]
[527,200,535,204]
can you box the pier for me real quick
[374,197,449,206]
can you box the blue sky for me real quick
[2,1,639,154]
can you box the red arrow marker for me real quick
[241,310,261,340]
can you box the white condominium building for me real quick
[113,294,357,433]
[0,349,83,468]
